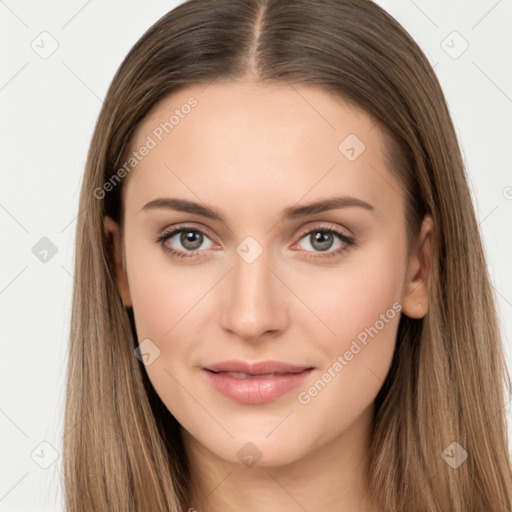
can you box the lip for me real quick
[205,359,312,375]
[202,359,314,404]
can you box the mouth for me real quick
[206,370,306,379]
[204,359,313,375]
[202,360,314,404]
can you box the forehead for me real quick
[123,80,399,221]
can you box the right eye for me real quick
[155,226,216,259]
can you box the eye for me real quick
[155,226,216,259]
[155,224,356,260]
[293,225,356,260]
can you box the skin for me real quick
[104,80,433,512]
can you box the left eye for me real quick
[156,226,355,260]
[293,227,356,259]
[297,229,343,251]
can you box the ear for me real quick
[103,215,132,308]
[401,214,434,319]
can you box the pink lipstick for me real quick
[202,359,314,404]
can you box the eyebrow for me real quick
[141,195,374,223]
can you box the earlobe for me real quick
[401,214,434,319]
[103,215,132,308]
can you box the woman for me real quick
[63,0,512,510]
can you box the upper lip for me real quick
[204,359,313,375]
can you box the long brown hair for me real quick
[63,0,512,510]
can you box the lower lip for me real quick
[202,368,314,404]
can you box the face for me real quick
[105,80,431,468]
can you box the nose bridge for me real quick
[220,235,286,339]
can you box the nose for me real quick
[219,242,289,341]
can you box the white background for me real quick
[1,0,511,510]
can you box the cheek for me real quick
[124,238,224,377]
[129,269,201,340]
[295,238,406,350]
[126,251,209,421]
[125,234,209,340]
[290,237,407,413]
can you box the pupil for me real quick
[181,231,202,250]
[312,231,333,251]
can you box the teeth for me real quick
[221,371,284,379]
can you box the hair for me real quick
[63,0,512,510]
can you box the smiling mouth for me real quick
[202,367,314,404]
[208,370,306,379]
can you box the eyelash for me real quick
[155,224,356,261]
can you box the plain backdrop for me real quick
[1,1,511,510]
